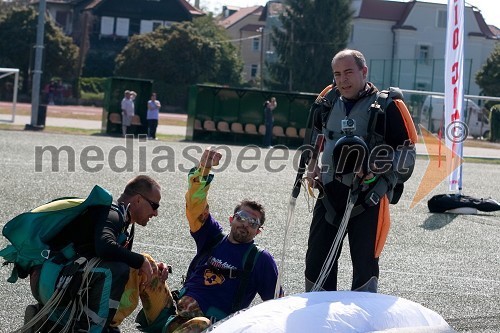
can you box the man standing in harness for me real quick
[304,49,418,292]
[26,175,164,332]
[171,147,282,331]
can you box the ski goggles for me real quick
[233,210,261,229]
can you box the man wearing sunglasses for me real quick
[24,175,166,332]
[163,147,282,332]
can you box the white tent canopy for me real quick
[0,67,19,123]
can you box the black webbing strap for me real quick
[365,90,388,148]
[319,89,339,141]
[231,244,262,313]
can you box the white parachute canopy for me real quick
[207,291,456,333]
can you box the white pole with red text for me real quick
[444,0,465,193]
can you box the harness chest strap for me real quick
[322,89,389,141]
[231,243,261,313]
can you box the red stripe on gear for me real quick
[315,84,333,102]
[374,196,390,258]
[394,99,418,143]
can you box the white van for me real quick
[419,95,490,139]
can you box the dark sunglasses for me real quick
[233,210,261,229]
[134,191,160,211]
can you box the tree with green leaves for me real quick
[0,7,79,95]
[476,42,500,141]
[114,15,243,86]
[476,42,500,100]
[268,0,353,93]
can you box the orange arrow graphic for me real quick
[410,126,464,208]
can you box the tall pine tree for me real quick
[267,0,353,93]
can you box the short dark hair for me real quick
[123,175,160,198]
[234,200,266,225]
[332,49,367,70]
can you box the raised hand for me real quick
[199,146,222,168]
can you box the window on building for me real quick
[140,20,173,34]
[115,18,130,37]
[55,11,71,34]
[252,37,260,52]
[415,81,430,91]
[152,21,163,31]
[437,10,447,28]
[101,16,129,36]
[101,16,114,35]
[417,45,431,64]
[251,64,258,78]
[140,20,153,34]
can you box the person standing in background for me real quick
[147,93,161,140]
[121,90,135,138]
[263,97,277,148]
[130,91,137,101]
[47,80,56,105]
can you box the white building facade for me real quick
[349,0,497,96]
[259,0,498,95]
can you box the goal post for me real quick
[0,67,20,123]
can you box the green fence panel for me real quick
[187,84,316,146]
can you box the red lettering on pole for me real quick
[453,28,459,49]
[453,86,458,109]
[454,2,458,25]
[451,62,459,84]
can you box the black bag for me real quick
[428,194,500,213]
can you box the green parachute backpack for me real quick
[0,185,112,283]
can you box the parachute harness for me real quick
[15,257,102,333]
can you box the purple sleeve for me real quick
[255,250,281,301]
[191,214,224,253]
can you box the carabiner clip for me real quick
[41,249,50,259]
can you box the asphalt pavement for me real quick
[0,129,499,332]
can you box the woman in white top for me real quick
[121,90,135,137]
[147,93,161,140]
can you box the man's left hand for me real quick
[200,147,222,168]
[157,262,171,282]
